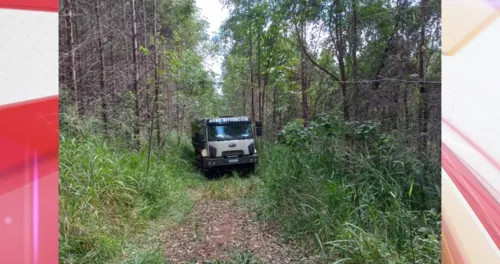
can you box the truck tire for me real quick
[197,154,212,177]
[196,153,204,169]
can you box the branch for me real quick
[291,3,340,82]
[372,0,408,90]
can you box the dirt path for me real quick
[162,182,298,263]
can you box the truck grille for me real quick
[221,150,244,157]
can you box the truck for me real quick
[190,116,262,174]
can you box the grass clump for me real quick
[59,115,203,263]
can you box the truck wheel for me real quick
[197,154,212,177]
[196,153,203,169]
[203,169,212,178]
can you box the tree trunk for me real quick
[64,0,79,115]
[153,0,161,145]
[403,86,409,131]
[350,0,359,120]
[142,0,150,117]
[123,0,130,92]
[257,32,262,122]
[272,82,277,129]
[110,32,116,104]
[95,0,108,134]
[131,0,141,147]
[242,88,246,115]
[418,0,429,152]
[249,32,255,121]
[73,6,82,106]
[333,0,348,121]
[262,70,267,126]
[300,22,309,126]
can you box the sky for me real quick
[195,0,229,93]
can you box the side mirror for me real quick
[196,133,205,141]
[255,121,263,137]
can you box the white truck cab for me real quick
[191,116,262,174]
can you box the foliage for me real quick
[59,114,204,263]
[249,114,441,263]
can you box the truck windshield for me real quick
[208,123,253,141]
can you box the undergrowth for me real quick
[249,115,441,263]
[59,111,440,263]
[59,113,204,263]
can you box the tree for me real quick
[130,0,141,146]
[418,0,429,152]
[95,0,108,134]
[63,0,79,114]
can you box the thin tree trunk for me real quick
[403,87,409,131]
[257,31,262,122]
[350,0,359,120]
[153,0,161,145]
[333,0,348,121]
[272,83,277,129]
[300,22,309,126]
[109,30,116,134]
[74,8,84,113]
[95,0,108,134]
[243,75,247,115]
[142,0,150,117]
[417,0,429,209]
[131,0,141,147]
[247,3,255,121]
[110,32,116,104]
[248,14,255,121]
[123,0,131,92]
[64,0,79,115]
[418,0,429,152]
[262,70,268,126]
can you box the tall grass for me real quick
[59,113,203,263]
[59,111,440,263]
[250,117,441,263]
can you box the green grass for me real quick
[59,117,204,263]
[59,112,440,263]
[247,138,441,263]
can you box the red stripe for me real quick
[0,0,58,12]
[0,96,59,263]
[0,96,58,195]
[465,160,500,203]
[442,143,500,249]
[443,118,500,171]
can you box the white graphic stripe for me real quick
[442,18,500,161]
[0,9,58,106]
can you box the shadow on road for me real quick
[179,145,256,180]
[203,167,254,181]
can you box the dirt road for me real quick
[162,178,297,263]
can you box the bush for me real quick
[251,114,441,263]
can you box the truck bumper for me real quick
[203,155,258,168]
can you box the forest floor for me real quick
[161,174,300,264]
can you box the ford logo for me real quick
[228,143,236,148]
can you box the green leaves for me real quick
[139,45,150,56]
